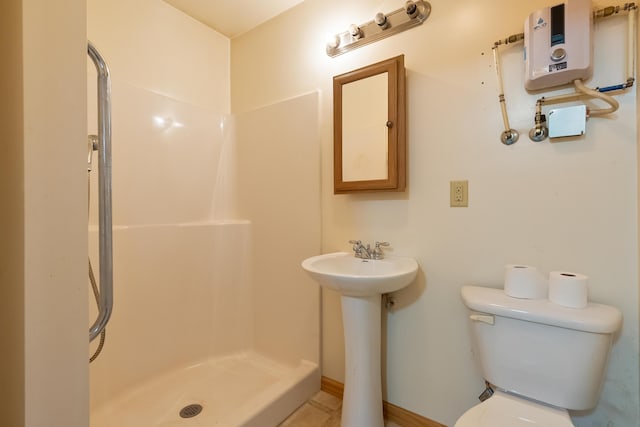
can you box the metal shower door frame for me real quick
[87,41,113,342]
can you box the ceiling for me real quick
[163,0,305,38]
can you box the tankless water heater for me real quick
[524,0,593,91]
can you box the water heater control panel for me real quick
[524,0,593,91]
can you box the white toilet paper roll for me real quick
[548,271,589,308]
[504,265,548,299]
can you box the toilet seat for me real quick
[454,390,575,427]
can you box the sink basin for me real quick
[301,252,418,296]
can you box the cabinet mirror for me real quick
[333,55,406,194]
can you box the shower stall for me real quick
[87,1,321,426]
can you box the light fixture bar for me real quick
[326,1,431,57]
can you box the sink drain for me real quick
[179,403,203,418]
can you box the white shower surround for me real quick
[88,1,321,424]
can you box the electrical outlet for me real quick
[450,180,468,207]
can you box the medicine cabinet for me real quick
[333,55,406,194]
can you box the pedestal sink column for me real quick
[301,252,418,427]
[341,294,384,427]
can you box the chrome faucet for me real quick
[349,240,390,259]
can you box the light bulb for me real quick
[405,1,419,19]
[349,24,362,40]
[375,13,389,29]
[326,33,340,50]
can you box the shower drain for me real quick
[179,403,203,419]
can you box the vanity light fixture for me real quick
[325,0,431,57]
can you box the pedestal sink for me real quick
[301,252,418,427]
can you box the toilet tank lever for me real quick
[470,314,495,325]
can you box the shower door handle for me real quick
[88,41,114,342]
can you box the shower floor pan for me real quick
[91,352,319,427]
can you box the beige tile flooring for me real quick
[279,391,401,427]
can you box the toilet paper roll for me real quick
[504,264,548,299]
[548,271,589,309]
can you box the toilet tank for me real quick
[461,285,622,410]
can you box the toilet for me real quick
[456,285,622,427]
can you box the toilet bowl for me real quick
[455,390,574,427]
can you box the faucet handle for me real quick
[349,240,365,258]
[372,241,390,259]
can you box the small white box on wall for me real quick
[548,105,587,138]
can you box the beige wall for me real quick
[2,2,88,425]
[638,1,640,403]
[22,0,89,426]
[232,0,639,425]
[0,1,25,426]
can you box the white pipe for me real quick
[539,91,583,105]
[492,46,511,132]
[574,79,620,116]
[628,5,637,84]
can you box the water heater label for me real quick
[549,62,567,72]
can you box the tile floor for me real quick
[279,391,401,427]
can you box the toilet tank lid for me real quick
[461,285,622,334]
